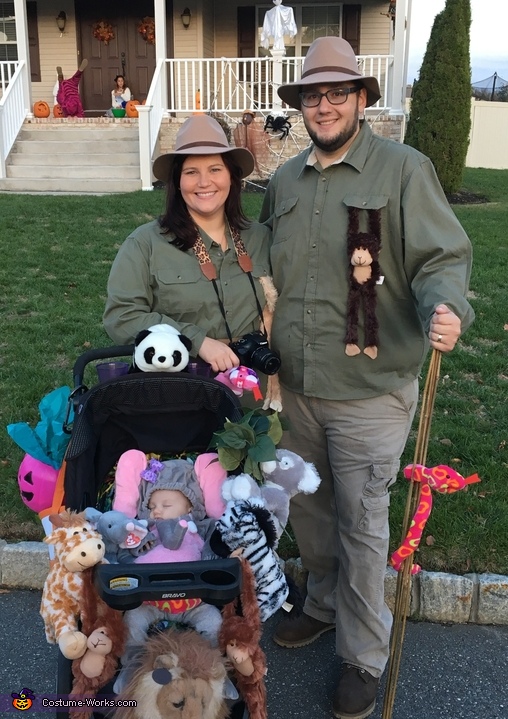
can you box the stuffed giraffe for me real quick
[40,510,106,659]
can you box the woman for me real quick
[111,74,131,109]
[103,115,273,377]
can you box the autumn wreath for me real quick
[138,16,155,45]
[92,20,115,45]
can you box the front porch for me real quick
[1,0,413,191]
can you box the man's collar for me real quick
[297,121,373,177]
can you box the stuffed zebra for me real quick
[213,498,288,622]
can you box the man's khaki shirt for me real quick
[260,122,474,400]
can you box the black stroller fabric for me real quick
[63,373,242,511]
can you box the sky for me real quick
[407,0,508,85]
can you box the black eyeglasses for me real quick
[299,87,360,108]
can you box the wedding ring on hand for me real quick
[437,334,443,342]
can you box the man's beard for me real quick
[304,107,360,154]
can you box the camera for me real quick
[229,331,281,375]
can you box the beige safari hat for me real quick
[153,115,255,182]
[278,37,382,110]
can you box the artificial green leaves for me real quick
[209,410,283,482]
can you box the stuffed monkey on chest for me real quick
[344,207,382,360]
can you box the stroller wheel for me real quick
[229,698,249,718]
[56,651,72,719]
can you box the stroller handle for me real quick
[72,345,134,389]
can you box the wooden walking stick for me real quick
[381,349,442,719]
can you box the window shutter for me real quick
[27,1,41,82]
[237,6,256,58]
[342,4,361,55]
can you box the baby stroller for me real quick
[55,345,251,719]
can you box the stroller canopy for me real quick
[64,374,242,510]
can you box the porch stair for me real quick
[0,120,142,194]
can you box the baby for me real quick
[113,460,222,695]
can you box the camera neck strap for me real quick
[192,226,265,343]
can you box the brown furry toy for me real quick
[219,558,268,719]
[344,206,382,360]
[113,629,229,719]
[69,568,126,719]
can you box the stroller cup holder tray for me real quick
[95,558,242,610]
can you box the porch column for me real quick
[14,0,32,116]
[270,49,285,114]
[155,0,168,110]
[389,0,411,119]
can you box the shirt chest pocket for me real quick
[273,196,299,243]
[343,194,389,214]
[155,265,206,314]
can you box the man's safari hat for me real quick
[153,114,255,183]
[278,36,382,110]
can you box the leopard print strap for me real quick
[192,225,253,280]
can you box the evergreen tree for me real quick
[405,0,471,193]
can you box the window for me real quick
[0,1,17,62]
[257,3,342,58]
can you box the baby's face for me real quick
[148,489,192,520]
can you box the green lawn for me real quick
[1,169,507,574]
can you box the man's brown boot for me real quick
[273,612,334,648]
[332,664,379,719]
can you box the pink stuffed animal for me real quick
[215,366,263,402]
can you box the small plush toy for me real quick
[215,366,263,402]
[211,498,288,622]
[79,627,113,679]
[219,557,268,719]
[221,448,321,539]
[40,510,106,659]
[132,324,192,372]
[344,206,382,360]
[84,508,152,563]
[69,568,126,719]
[390,463,481,574]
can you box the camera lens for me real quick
[250,346,281,375]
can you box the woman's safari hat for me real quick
[278,37,382,110]
[153,115,255,182]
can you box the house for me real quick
[0,0,413,192]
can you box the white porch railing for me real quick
[166,55,393,114]
[0,60,19,96]
[138,54,393,190]
[138,58,167,191]
[0,60,27,179]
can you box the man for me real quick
[260,37,474,719]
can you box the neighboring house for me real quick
[0,0,413,189]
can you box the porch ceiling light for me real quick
[181,7,191,29]
[56,11,67,33]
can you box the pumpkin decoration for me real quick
[53,103,65,118]
[125,100,139,118]
[33,101,50,118]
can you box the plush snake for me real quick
[390,464,481,574]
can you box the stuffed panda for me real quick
[132,324,192,372]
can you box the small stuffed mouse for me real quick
[132,324,192,372]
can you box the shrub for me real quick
[405,0,472,194]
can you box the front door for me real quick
[75,0,173,112]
